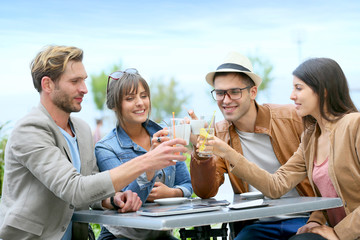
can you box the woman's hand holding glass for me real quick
[196,135,232,159]
[147,128,175,180]
[151,128,170,150]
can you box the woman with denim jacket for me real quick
[95,69,192,240]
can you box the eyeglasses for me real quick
[211,86,251,101]
[107,68,139,93]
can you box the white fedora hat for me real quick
[205,51,262,87]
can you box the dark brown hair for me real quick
[293,57,357,129]
[214,72,255,88]
[106,71,151,127]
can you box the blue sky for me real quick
[1,0,360,132]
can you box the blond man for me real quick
[0,45,187,239]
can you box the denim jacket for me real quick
[95,120,192,203]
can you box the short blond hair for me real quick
[30,45,83,92]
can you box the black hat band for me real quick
[217,63,251,72]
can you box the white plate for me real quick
[154,197,188,205]
[240,192,264,199]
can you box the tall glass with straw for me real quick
[170,112,191,157]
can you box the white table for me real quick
[73,196,342,232]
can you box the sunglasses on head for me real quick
[107,68,139,93]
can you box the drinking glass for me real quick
[197,115,215,157]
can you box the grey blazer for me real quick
[0,104,115,239]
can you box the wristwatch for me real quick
[110,196,120,210]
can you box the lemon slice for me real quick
[199,128,208,138]
[199,128,208,151]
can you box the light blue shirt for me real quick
[59,123,81,240]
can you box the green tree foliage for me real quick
[248,55,274,92]
[0,122,9,196]
[150,78,190,123]
[90,63,122,111]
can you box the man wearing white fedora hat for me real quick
[189,52,315,240]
